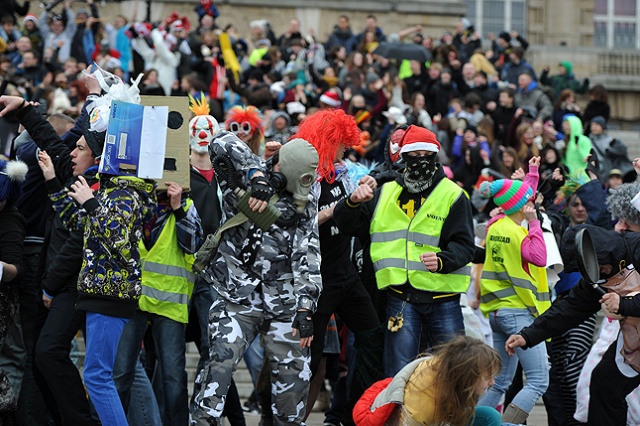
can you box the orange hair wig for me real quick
[293,109,360,183]
[225,106,264,138]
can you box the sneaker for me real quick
[242,399,261,416]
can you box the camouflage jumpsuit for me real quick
[190,133,322,426]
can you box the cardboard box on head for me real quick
[99,101,169,179]
[141,96,191,191]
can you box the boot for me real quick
[502,403,529,424]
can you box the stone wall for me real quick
[527,46,640,123]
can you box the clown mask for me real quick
[189,114,220,154]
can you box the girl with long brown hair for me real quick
[515,122,539,168]
[354,336,502,426]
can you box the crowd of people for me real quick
[1,0,640,425]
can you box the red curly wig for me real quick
[293,109,360,183]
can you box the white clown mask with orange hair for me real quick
[189,114,220,154]
[189,93,220,153]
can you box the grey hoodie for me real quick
[264,111,294,145]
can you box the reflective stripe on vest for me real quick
[141,285,189,305]
[480,217,551,317]
[369,180,471,293]
[138,199,196,323]
[143,260,196,282]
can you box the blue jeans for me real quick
[113,310,188,426]
[84,312,129,426]
[478,308,549,413]
[384,296,465,376]
[244,335,264,386]
[126,360,162,426]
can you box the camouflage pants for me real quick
[0,285,18,413]
[190,293,311,426]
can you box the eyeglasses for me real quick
[229,121,252,134]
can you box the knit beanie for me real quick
[559,60,573,75]
[479,179,533,215]
[0,159,28,207]
[81,113,107,158]
[590,115,607,130]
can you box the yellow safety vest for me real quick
[369,180,471,293]
[138,199,196,324]
[480,216,551,317]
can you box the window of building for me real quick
[464,0,527,38]
[615,0,637,16]
[595,21,608,47]
[594,0,640,48]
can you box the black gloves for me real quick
[250,175,273,202]
[292,310,313,338]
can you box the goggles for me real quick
[229,121,252,134]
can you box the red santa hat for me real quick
[170,17,191,33]
[319,91,341,108]
[23,14,39,28]
[391,124,440,155]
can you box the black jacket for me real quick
[520,227,640,348]
[334,166,475,294]
[41,170,98,296]
[0,0,30,18]
[15,101,88,242]
[190,166,222,237]
[0,207,26,283]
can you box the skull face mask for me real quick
[189,114,220,154]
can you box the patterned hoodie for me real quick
[50,175,157,318]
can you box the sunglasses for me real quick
[229,121,252,134]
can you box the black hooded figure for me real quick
[510,225,640,426]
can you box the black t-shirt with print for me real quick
[319,179,359,287]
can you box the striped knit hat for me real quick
[479,179,533,215]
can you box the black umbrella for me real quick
[373,42,432,63]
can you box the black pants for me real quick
[589,340,640,425]
[33,290,98,425]
[310,280,384,425]
[15,248,53,426]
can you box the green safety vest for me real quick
[138,199,196,324]
[369,180,471,293]
[480,216,551,317]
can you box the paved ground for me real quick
[234,402,548,425]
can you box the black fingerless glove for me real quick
[292,311,313,338]
[250,175,273,202]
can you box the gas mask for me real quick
[189,114,220,154]
[402,152,437,193]
[275,138,319,213]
